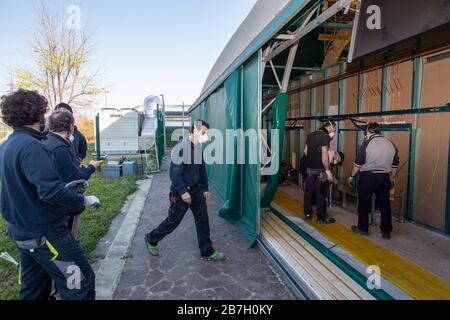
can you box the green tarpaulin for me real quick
[190,54,260,246]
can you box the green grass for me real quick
[0,219,19,300]
[0,146,139,300]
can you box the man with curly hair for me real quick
[0,89,100,300]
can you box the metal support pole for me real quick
[182,102,185,131]
[95,113,101,161]
[160,94,166,153]
[263,2,344,62]
[370,194,377,226]
[102,88,109,108]
[262,97,276,114]
[281,43,299,92]
[270,60,282,90]
[328,183,333,208]
[342,190,347,208]
[397,191,406,223]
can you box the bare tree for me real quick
[15,4,101,109]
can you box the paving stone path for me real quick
[114,160,296,300]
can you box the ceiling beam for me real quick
[266,65,321,72]
[263,0,349,63]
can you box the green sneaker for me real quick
[201,250,226,261]
[144,237,159,256]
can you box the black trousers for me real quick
[303,174,327,219]
[12,227,95,300]
[147,188,215,257]
[357,172,393,234]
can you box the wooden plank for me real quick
[322,28,353,68]
[273,189,450,300]
[265,213,375,300]
[261,219,350,299]
[260,223,334,300]
[263,214,360,299]
[318,33,352,42]
[265,212,371,299]
[260,215,358,300]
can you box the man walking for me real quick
[145,120,225,261]
[303,121,337,224]
[348,122,399,239]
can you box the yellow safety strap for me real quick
[45,240,59,262]
[18,264,21,285]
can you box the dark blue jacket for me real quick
[73,127,88,161]
[0,127,85,239]
[43,132,96,182]
[170,139,208,195]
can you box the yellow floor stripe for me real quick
[272,190,450,300]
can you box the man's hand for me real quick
[348,176,356,189]
[84,195,100,208]
[181,192,192,205]
[325,170,334,182]
[390,179,395,190]
[203,192,211,201]
[89,160,102,169]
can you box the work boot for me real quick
[317,216,336,224]
[144,236,159,256]
[201,250,226,261]
[382,232,391,240]
[351,225,369,236]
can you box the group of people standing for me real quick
[0,90,101,300]
[0,88,399,301]
[0,90,225,301]
[302,120,399,239]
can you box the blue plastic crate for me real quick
[102,165,122,179]
[122,161,138,176]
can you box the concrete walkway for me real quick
[114,160,296,300]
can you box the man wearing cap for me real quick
[303,121,338,224]
[348,122,399,239]
[54,103,88,162]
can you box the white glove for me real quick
[348,176,356,189]
[84,195,100,207]
[325,170,334,182]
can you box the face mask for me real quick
[69,135,75,143]
[198,134,209,144]
[329,132,335,139]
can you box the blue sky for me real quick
[0,0,257,108]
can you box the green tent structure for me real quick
[189,0,353,246]
[190,0,450,246]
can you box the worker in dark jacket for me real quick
[43,110,102,239]
[44,110,101,182]
[348,122,399,239]
[55,103,88,162]
[303,121,337,224]
[145,120,225,261]
[0,90,100,300]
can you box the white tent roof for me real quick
[193,0,303,109]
